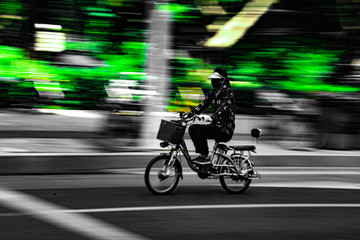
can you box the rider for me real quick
[186,67,235,163]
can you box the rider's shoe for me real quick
[192,155,211,164]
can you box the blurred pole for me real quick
[140,1,172,148]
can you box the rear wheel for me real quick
[144,155,180,195]
[219,158,251,194]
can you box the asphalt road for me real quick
[1,165,360,240]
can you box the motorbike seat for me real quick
[229,145,256,152]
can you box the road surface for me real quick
[0,164,360,240]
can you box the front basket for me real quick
[156,119,185,145]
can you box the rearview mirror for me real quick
[251,128,261,139]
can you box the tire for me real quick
[144,155,181,195]
[219,157,251,194]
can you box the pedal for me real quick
[249,171,260,179]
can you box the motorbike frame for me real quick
[162,132,254,181]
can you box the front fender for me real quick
[162,153,183,180]
[175,160,183,180]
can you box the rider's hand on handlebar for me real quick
[183,112,194,119]
[180,112,211,122]
[198,115,212,122]
[176,111,185,118]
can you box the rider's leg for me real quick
[189,124,210,156]
[189,124,232,162]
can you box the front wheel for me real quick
[219,158,252,194]
[144,155,181,195]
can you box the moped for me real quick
[144,112,261,194]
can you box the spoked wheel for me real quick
[144,155,181,195]
[219,159,252,194]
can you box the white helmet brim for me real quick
[207,72,224,79]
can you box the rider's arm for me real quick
[189,91,212,116]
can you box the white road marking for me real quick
[0,150,359,157]
[2,203,360,218]
[258,171,360,175]
[252,181,360,189]
[66,203,360,213]
[0,152,164,157]
[109,167,360,176]
[120,171,360,176]
[0,185,150,240]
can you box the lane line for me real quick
[67,203,360,213]
[2,203,360,218]
[255,171,360,175]
[121,171,360,175]
[111,167,360,170]
[251,181,360,189]
[0,151,359,157]
[0,152,164,157]
[110,168,360,176]
[104,166,360,173]
[0,185,150,240]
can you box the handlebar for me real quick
[177,111,212,124]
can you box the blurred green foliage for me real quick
[0,0,359,112]
[157,3,200,22]
[168,36,359,112]
[230,37,358,92]
[0,0,147,109]
[0,0,22,15]
[0,41,146,108]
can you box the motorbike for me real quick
[144,112,261,194]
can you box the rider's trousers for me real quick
[189,124,232,156]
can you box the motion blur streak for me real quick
[205,0,277,47]
[0,185,150,240]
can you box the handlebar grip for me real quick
[177,111,185,118]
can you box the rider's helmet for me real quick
[208,67,228,79]
[208,67,229,89]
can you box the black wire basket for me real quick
[156,119,186,145]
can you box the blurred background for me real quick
[1,2,360,238]
[0,0,360,151]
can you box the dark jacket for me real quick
[190,84,235,136]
